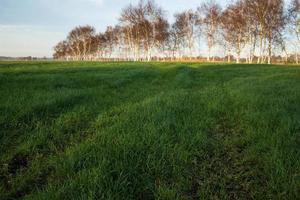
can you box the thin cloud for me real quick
[0,24,65,57]
[87,0,104,7]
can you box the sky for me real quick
[0,0,233,57]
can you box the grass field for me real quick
[0,61,299,199]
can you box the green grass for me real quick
[0,61,299,199]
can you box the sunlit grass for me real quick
[0,61,299,199]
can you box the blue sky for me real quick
[0,0,230,57]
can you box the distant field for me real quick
[0,61,299,199]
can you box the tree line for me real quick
[53,0,300,64]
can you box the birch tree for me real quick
[173,10,198,59]
[221,1,247,63]
[198,0,221,61]
[289,0,300,63]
